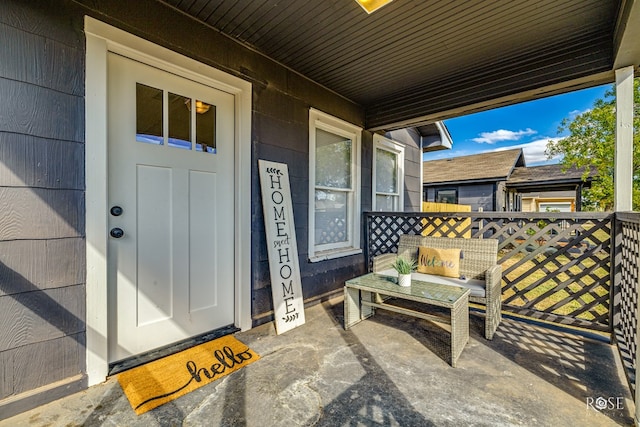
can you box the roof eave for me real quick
[423,177,507,187]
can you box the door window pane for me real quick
[315,190,348,244]
[168,92,191,150]
[136,86,218,154]
[136,83,163,145]
[375,148,398,193]
[315,128,352,189]
[195,101,216,154]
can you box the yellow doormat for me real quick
[118,335,260,415]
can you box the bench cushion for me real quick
[416,246,461,278]
[377,268,486,298]
[397,235,498,281]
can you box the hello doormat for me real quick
[118,335,260,415]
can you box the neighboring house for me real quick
[422,149,592,212]
[506,164,594,212]
[520,192,578,212]
[423,149,526,211]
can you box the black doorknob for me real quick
[110,206,123,216]
[110,228,124,238]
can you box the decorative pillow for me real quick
[416,247,461,278]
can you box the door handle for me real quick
[110,228,124,238]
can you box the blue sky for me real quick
[426,84,612,166]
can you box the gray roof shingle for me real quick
[507,164,593,185]
[423,148,525,184]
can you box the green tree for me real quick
[546,78,640,211]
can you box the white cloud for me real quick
[472,128,537,144]
[492,137,563,165]
[569,108,591,118]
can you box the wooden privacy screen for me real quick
[421,203,472,238]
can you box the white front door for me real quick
[107,53,235,362]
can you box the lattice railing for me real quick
[613,212,640,394]
[364,211,613,332]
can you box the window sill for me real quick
[309,247,362,263]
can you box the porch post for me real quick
[575,183,582,211]
[614,66,634,212]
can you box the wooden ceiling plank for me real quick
[201,0,241,29]
[314,0,607,92]
[291,1,449,75]
[294,0,554,78]
[158,0,623,129]
[374,45,612,117]
[330,18,613,102]
[213,1,256,33]
[240,1,320,50]
[270,5,369,67]
[196,0,226,23]
[325,0,612,96]
[367,53,612,128]
[234,1,305,42]
[186,0,213,16]
[175,0,198,12]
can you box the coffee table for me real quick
[344,273,470,367]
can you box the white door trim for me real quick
[84,16,252,386]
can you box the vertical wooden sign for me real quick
[258,160,306,334]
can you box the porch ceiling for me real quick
[162,0,639,130]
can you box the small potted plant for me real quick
[391,257,416,287]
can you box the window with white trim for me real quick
[373,134,404,211]
[309,109,362,261]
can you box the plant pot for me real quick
[398,273,412,287]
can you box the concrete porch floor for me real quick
[1,297,634,426]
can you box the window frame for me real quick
[372,134,405,212]
[308,108,362,262]
[435,188,458,204]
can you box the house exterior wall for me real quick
[516,190,578,212]
[424,183,495,211]
[385,128,423,211]
[0,0,421,417]
[521,196,576,212]
[460,184,496,211]
[0,1,87,416]
[522,198,534,212]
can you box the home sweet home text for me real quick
[258,160,306,334]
